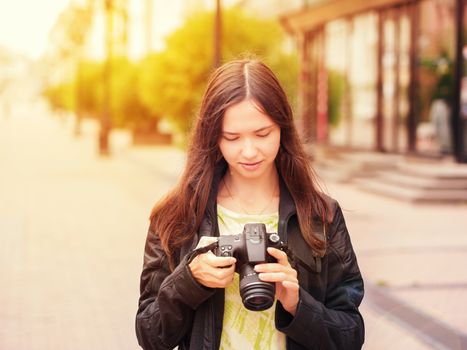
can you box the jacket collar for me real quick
[278,176,296,242]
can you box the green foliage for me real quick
[269,53,298,110]
[43,7,298,139]
[418,52,454,122]
[419,53,453,102]
[138,53,178,129]
[109,57,152,128]
[138,7,298,136]
[76,60,103,116]
[43,82,75,112]
[44,57,158,130]
[327,70,346,127]
[50,2,93,59]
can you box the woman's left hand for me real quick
[254,247,299,316]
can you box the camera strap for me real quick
[185,240,219,265]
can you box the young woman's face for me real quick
[219,99,281,181]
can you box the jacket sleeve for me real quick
[276,203,365,349]
[135,223,216,349]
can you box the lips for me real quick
[239,161,263,171]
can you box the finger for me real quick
[206,254,236,268]
[258,272,298,283]
[257,267,298,281]
[282,280,299,290]
[267,247,289,265]
[254,262,297,278]
[213,264,236,280]
[207,264,236,286]
[254,263,287,273]
[190,259,235,288]
[257,272,288,283]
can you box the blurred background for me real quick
[1,0,466,349]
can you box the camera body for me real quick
[214,223,283,311]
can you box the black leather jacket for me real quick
[136,165,364,350]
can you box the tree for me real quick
[138,7,298,138]
[42,82,75,113]
[73,57,153,130]
[75,60,103,117]
[48,2,93,60]
[45,1,94,135]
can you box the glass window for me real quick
[381,8,410,152]
[350,13,378,149]
[325,19,350,146]
[324,13,378,149]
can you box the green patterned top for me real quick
[217,204,286,350]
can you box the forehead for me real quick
[222,99,276,132]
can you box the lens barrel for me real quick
[238,264,275,311]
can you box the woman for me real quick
[135,59,364,350]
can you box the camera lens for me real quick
[238,264,275,311]
[241,284,275,311]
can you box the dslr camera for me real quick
[214,223,284,311]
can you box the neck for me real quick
[227,167,279,197]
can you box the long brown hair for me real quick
[151,59,330,269]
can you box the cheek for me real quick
[267,134,281,158]
[218,141,235,161]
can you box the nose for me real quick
[241,138,258,159]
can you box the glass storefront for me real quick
[323,10,412,152]
[286,0,462,159]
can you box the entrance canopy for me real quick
[281,0,412,34]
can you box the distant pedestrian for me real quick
[135,59,364,349]
[430,99,452,154]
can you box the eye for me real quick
[223,136,239,141]
[257,132,270,138]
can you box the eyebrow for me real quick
[222,125,274,135]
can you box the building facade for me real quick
[281,0,467,163]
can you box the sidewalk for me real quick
[0,106,184,349]
[323,180,467,349]
[1,105,466,349]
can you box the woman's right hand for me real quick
[188,236,236,288]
